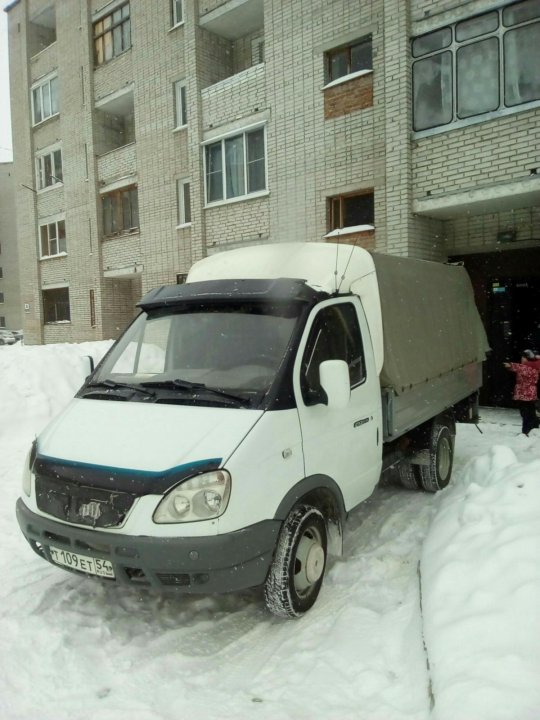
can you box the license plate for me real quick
[49,546,115,579]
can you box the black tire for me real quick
[264,505,327,618]
[398,459,420,490]
[419,420,455,493]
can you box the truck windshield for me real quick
[91,302,300,407]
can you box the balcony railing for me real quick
[97,143,137,186]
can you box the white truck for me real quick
[16,242,488,617]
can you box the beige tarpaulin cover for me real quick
[371,252,490,394]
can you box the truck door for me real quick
[293,297,382,511]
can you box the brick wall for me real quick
[324,73,373,119]
[413,111,540,200]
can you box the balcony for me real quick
[28,5,56,59]
[97,143,137,188]
[199,0,264,88]
[202,63,266,129]
[94,85,135,148]
[199,0,263,40]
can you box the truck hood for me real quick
[37,398,263,476]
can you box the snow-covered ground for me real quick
[0,342,539,720]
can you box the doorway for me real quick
[449,248,540,407]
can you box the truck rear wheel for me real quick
[419,419,455,493]
[264,505,327,618]
[397,459,420,490]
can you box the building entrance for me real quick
[449,248,540,407]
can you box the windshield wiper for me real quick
[141,378,250,406]
[85,380,156,398]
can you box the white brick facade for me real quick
[7,0,540,343]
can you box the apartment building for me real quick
[6,0,540,404]
[0,161,21,332]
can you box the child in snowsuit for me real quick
[504,350,540,436]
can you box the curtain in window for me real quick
[504,24,540,106]
[33,88,42,123]
[247,129,265,193]
[58,220,66,253]
[206,144,223,202]
[457,38,499,118]
[53,150,63,182]
[225,136,245,198]
[413,52,453,131]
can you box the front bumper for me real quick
[16,499,280,594]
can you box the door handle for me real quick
[354,417,370,428]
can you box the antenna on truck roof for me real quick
[333,233,361,295]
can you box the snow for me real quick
[0,342,539,720]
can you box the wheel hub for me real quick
[305,544,325,583]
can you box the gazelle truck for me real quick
[16,242,488,617]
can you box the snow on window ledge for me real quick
[325,224,374,238]
[322,69,373,91]
[39,252,68,261]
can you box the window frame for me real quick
[42,286,71,324]
[101,185,139,237]
[36,144,63,191]
[93,2,131,67]
[326,35,373,84]
[39,217,67,259]
[176,179,192,227]
[31,73,59,126]
[328,190,375,232]
[174,80,188,129]
[412,2,540,134]
[171,0,184,27]
[203,124,268,206]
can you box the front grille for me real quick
[35,475,136,528]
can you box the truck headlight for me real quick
[22,440,37,497]
[153,470,231,524]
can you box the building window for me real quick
[94,3,131,66]
[36,147,63,190]
[102,186,139,236]
[43,287,70,323]
[176,273,187,284]
[204,127,266,204]
[176,180,191,226]
[90,289,96,327]
[174,81,187,128]
[40,219,66,258]
[0,267,3,279]
[0,316,5,327]
[31,74,59,125]
[326,36,372,83]
[329,191,374,231]
[0,293,4,304]
[412,1,540,132]
[252,36,265,65]
[171,0,184,26]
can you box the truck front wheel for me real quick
[264,505,327,618]
[419,419,455,493]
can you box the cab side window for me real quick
[301,303,366,405]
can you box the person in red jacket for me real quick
[504,350,540,436]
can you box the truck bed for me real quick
[369,252,488,442]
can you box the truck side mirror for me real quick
[84,355,95,377]
[319,360,350,409]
